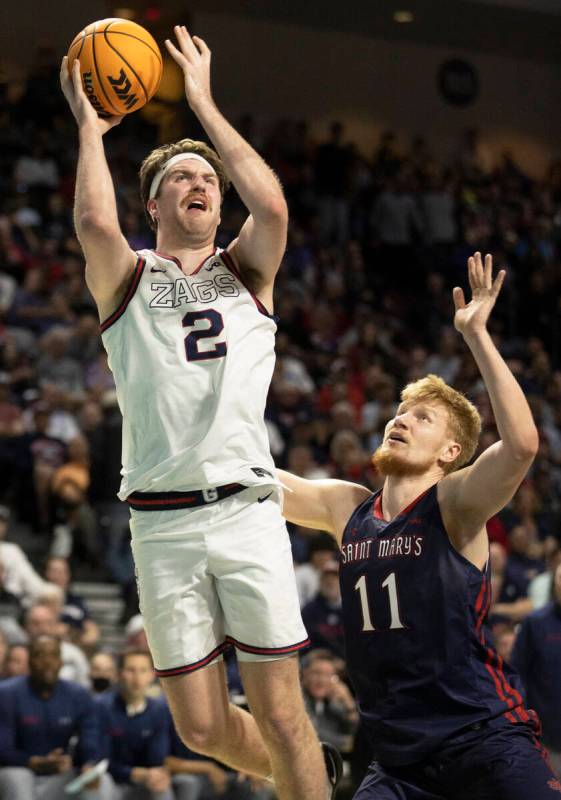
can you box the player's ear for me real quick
[147,199,158,222]
[440,441,461,466]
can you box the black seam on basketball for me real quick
[80,31,162,66]
[91,22,121,114]
[102,31,149,103]
[76,32,86,60]
[103,23,162,65]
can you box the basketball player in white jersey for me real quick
[60,25,338,800]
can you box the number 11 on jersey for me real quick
[355,573,406,632]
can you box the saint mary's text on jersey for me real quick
[341,534,424,564]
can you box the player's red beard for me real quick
[372,444,435,478]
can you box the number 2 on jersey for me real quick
[355,573,405,631]
[183,309,227,362]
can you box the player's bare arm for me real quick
[439,253,539,561]
[277,469,370,544]
[165,26,288,309]
[60,58,136,319]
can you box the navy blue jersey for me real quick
[340,484,530,767]
[0,676,100,766]
[96,690,170,784]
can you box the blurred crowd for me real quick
[0,48,561,797]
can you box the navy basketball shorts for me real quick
[354,715,561,800]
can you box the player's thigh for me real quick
[239,654,305,721]
[130,512,225,672]
[353,762,445,800]
[160,659,231,744]
[211,490,307,653]
[452,723,561,800]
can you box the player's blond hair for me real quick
[400,374,482,473]
[139,139,231,230]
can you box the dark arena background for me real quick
[0,1,561,797]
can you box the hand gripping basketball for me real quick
[60,57,123,134]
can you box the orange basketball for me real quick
[67,18,163,117]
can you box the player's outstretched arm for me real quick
[277,469,370,544]
[60,58,136,314]
[165,26,288,297]
[441,253,539,537]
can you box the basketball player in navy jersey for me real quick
[279,253,561,798]
[60,25,338,800]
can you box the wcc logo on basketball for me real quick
[107,69,138,111]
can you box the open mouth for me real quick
[388,432,407,444]
[186,198,207,212]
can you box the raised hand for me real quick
[60,57,123,134]
[164,25,213,112]
[453,252,506,337]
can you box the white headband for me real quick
[148,153,217,200]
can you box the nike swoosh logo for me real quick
[257,491,273,503]
[151,267,166,273]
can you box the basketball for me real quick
[67,18,163,117]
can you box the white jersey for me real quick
[101,248,279,500]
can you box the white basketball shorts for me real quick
[129,485,309,676]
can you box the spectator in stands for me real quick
[528,544,561,610]
[23,601,89,686]
[314,121,352,245]
[502,481,556,557]
[493,624,517,663]
[301,560,345,657]
[294,533,340,607]
[97,649,173,799]
[0,558,22,618]
[8,401,67,528]
[0,634,107,799]
[489,540,533,624]
[44,556,100,650]
[301,650,358,753]
[36,327,84,403]
[89,651,118,694]
[0,505,60,605]
[2,643,29,678]
[511,561,561,777]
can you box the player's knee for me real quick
[177,719,225,756]
[254,705,309,746]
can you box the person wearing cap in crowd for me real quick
[0,634,108,799]
[60,20,336,800]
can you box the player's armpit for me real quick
[277,469,370,544]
